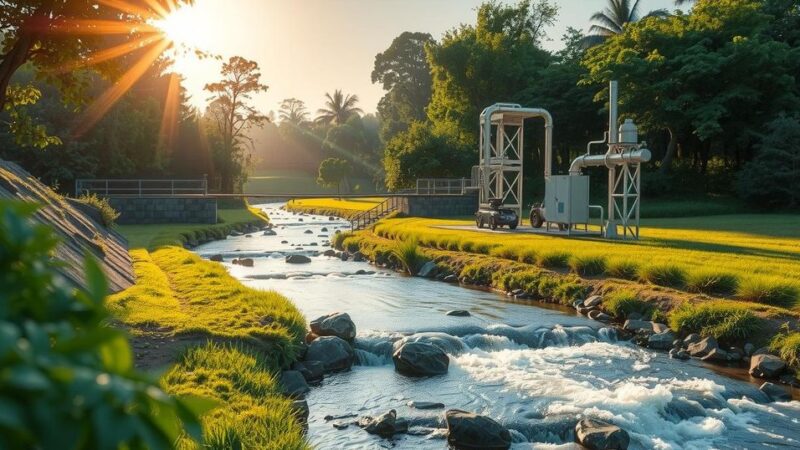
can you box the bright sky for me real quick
[165,0,676,116]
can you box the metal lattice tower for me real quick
[606,147,643,239]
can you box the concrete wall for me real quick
[399,193,477,217]
[109,197,217,225]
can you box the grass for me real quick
[604,290,654,319]
[569,255,607,277]
[244,169,378,196]
[668,301,765,343]
[770,332,800,369]
[371,214,800,308]
[390,238,429,275]
[286,197,385,219]
[117,204,267,250]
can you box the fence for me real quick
[415,178,476,195]
[75,178,208,197]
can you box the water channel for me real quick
[195,203,800,450]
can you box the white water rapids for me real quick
[194,203,800,449]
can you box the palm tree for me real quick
[582,0,669,48]
[278,98,309,126]
[315,90,363,125]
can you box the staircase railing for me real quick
[350,197,401,231]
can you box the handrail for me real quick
[350,197,400,231]
[75,177,208,197]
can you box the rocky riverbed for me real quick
[194,203,800,449]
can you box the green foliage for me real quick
[569,254,607,276]
[669,301,764,343]
[0,201,203,449]
[770,331,800,368]
[686,270,739,297]
[536,250,570,269]
[390,238,429,275]
[77,193,120,227]
[638,264,688,288]
[737,115,800,208]
[606,259,640,280]
[737,278,800,308]
[316,157,353,195]
[604,291,654,319]
[459,262,495,286]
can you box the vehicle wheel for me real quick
[530,209,544,228]
[490,218,497,230]
[476,217,483,229]
[509,222,518,230]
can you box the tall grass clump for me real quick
[332,230,352,250]
[569,255,607,277]
[390,238,429,275]
[77,193,120,226]
[536,251,570,269]
[668,301,764,343]
[686,270,739,297]
[770,331,800,368]
[606,259,639,280]
[737,278,799,308]
[489,245,518,260]
[516,248,538,265]
[604,290,653,319]
[638,264,687,289]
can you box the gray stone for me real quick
[304,229,313,234]
[728,347,743,362]
[209,254,223,262]
[263,229,277,236]
[574,418,630,450]
[352,251,365,262]
[291,360,324,384]
[393,342,449,377]
[310,312,356,341]
[394,332,465,355]
[443,274,458,283]
[627,312,643,321]
[407,401,445,410]
[286,254,312,264]
[687,336,718,358]
[683,333,702,347]
[340,252,350,261]
[332,421,350,430]
[760,382,792,402]
[744,343,755,356]
[669,348,690,360]
[701,348,729,362]
[584,295,603,308]
[306,336,355,373]
[237,258,254,267]
[446,310,471,317]
[358,409,406,438]
[588,310,612,322]
[279,370,309,398]
[321,227,329,232]
[651,323,670,334]
[290,399,309,424]
[445,409,511,450]
[750,354,787,379]
[417,261,437,278]
[623,319,655,333]
[648,331,676,350]
[323,249,336,257]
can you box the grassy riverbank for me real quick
[112,205,310,449]
[286,197,384,218]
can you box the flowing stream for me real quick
[195,203,800,450]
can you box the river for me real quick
[195,203,800,450]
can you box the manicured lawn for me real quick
[245,169,379,195]
[372,214,800,307]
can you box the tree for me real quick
[372,32,434,141]
[277,98,309,126]
[204,56,268,193]
[315,90,362,125]
[582,0,670,47]
[317,157,352,196]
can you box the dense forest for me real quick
[1,0,798,207]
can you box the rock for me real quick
[676,349,690,360]
[687,336,718,358]
[329,216,336,220]
[340,252,349,261]
[760,382,792,402]
[584,295,603,308]
[323,249,336,257]
[393,342,449,377]
[749,354,786,379]
[627,312,643,321]
[279,370,310,398]
[306,336,355,373]
[358,409,406,438]
[623,319,655,333]
[446,310,471,317]
[310,312,356,341]
[263,229,277,236]
[673,339,683,349]
[407,401,445,410]
[321,227,328,232]
[574,418,630,450]
[292,360,324,384]
[304,229,313,234]
[290,399,309,424]
[744,343,755,356]
[573,299,584,309]
[648,331,676,350]
[701,348,728,362]
[651,323,670,334]
[394,332,466,354]
[417,261,437,278]
[445,409,511,450]
[352,251,365,262]
[286,254,312,264]
[332,421,350,430]
[209,254,223,262]
[669,348,687,360]
[281,240,289,244]
[577,306,596,316]
[588,310,612,322]
[245,234,252,238]
[728,347,743,362]
[443,274,458,283]
[238,258,254,267]
[230,230,243,237]
[683,333,702,347]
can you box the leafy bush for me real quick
[459,262,494,285]
[569,255,607,277]
[638,264,687,289]
[332,231,352,250]
[77,193,121,226]
[603,291,653,319]
[737,278,799,308]
[390,238,429,275]
[686,270,739,296]
[770,331,800,369]
[536,251,570,269]
[668,301,764,343]
[0,201,203,449]
[606,259,639,280]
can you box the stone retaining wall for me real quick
[109,197,217,224]
[399,193,477,217]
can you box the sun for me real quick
[154,5,203,49]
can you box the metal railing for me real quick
[415,178,475,195]
[350,197,401,231]
[75,178,208,197]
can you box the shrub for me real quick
[536,251,570,269]
[489,245,518,260]
[77,193,120,226]
[0,201,203,449]
[638,264,687,289]
[516,248,538,265]
[737,278,799,308]
[606,259,639,280]
[332,231,352,250]
[569,255,607,277]
[390,239,429,275]
[770,331,800,368]
[668,301,764,343]
[459,262,494,285]
[603,290,653,319]
[686,270,739,297]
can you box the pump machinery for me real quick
[475,80,651,239]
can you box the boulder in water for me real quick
[407,401,445,410]
[394,332,466,355]
[292,360,324,384]
[648,331,676,350]
[209,254,223,262]
[304,229,313,234]
[286,254,312,264]
[306,336,354,373]
[588,310,612,322]
[443,274,458,283]
[701,348,728,362]
[687,336,718,358]
[446,310,471,317]
[393,341,449,377]
[279,370,309,398]
[321,227,329,232]
[352,251,366,262]
[584,295,603,308]
[750,354,786,379]
[323,249,336,257]
[417,261,437,278]
[358,409,407,438]
[263,229,277,236]
[622,319,654,333]
[309,312,356,341]
[574,418,630,450]
[290,399,309,425]
[445,409,511,450]
[238,258,254,267]
[760,382,792,402]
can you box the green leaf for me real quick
[83,255,108,303]
[98,334,133,373]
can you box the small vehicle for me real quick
[529,202,568,231]
[476,199,518,230]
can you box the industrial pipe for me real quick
[609,81,619,144]
[568,148,652,175]
[479,104,553,179]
